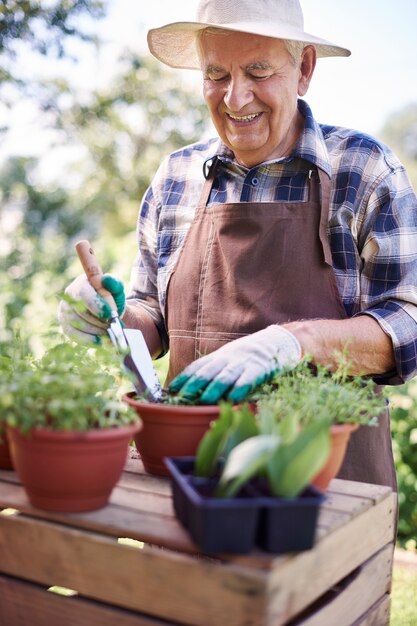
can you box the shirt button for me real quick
[252,177,259,186]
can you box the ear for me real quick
[298,45,316,96]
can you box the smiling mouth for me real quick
[227,112,262,123]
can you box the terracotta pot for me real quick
[0,433,13,470]
[6,421,142,512]
[123,392,219,476]
[312,423,359,491]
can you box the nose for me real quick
[223,76,254,111]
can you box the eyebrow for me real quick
[245,61,272,71]
[205,61,273,74]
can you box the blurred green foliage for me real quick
[0,51,209,349]
[0,0,105,70]
[389,382,417,550]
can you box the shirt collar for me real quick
[202,99,332,179]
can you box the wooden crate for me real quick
[0,448,397,625]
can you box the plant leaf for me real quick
[216,434,280,498]
[194,402,234,477]
[268,421,330,498]
[223,404,259,458]
[194,403,259,477]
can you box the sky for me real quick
[2,0,417,162]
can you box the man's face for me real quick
[200,30,314,167]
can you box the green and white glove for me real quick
[169,325,302,404]
[58,274,125,344]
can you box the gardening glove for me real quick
[58,274,125,344]
[169,325,302,404]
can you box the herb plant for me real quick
[253,358,385,430]
[195,357,386,499]
[0,340,139,433]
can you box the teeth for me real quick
[228,113,260,122]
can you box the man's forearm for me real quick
[283,315,395,376]
[121,303,162,358]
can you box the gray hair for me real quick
[283,40,306,65]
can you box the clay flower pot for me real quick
[312,423,359,491]
[123,392,219,476]
[7,421,142,512]
[0,434,13,470]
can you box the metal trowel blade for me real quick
[122,328,163,402]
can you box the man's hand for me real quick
[58,274,125,344]
[169,325,302,404]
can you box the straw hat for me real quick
[147,0,351,70]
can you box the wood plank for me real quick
[124,447,147,474]
[109,483,174,516]
[315,493,372,537]
[320,492,372,515]
[329,479,392,503]
[352,594,391,626]
[264,493,396,625]
[0,514,268,626]
[117,469,172,497]
[0,482,196,552]
[0,574,175,626]
[0,479,391,551]
[290,545,393,625]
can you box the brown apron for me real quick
[165,162,397,491]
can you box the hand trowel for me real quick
[75,240,163,402]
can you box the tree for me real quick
[30,51,210,246]
[0,50,210,345]
[0,0,107,144]
[0,0,105,63]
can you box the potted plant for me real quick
[0,333,31,470]
[165,358,386,554]
[165,402,329,554]
[253,358,385,490]
[0,432,13,470]
[0,340,142,512]
[123,390,221,477]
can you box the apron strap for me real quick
[317,168,333,266]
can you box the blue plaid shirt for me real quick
[128,100,417,384]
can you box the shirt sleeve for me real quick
[354,160,417,384]
[126,161,170,356]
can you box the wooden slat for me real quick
[291,545,393,625]
[320,492,372,514]
[352,594,391,626]
[117,470,172,497]
[0,476,393,552]
[328,479,392,503]
[0,481,196,552]
[109,483,174,516]
[264,493,396,625]
[0,574,175,626]
[316,493,372,536]
[0,514,268,626]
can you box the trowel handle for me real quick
[75,240,118,312]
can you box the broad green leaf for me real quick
[268,421,330,498]
[195,403,259,477]
[216,435,280,498]
[223,404,259,458]
[194,403,234,477]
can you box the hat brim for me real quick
[148,21,351,70]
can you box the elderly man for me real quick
[59,0,417,490]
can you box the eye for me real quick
[205,73,229,83]
[249,72,272,81]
